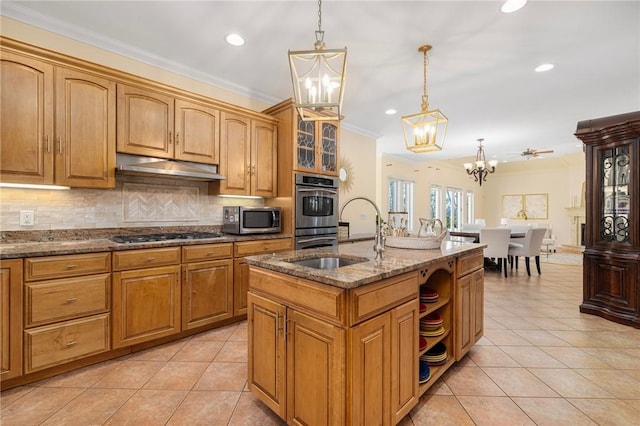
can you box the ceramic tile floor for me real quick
[2,261,639,425]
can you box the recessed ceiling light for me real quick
[385,109,397,115]
[535,63,555,72]
[501,0,527,13]
[225,33,245,46]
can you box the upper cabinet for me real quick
[0,49,115,188]
[212,110,277,197]
[576,111,640,328]
[117,84,220,164]
[264,99,340,193]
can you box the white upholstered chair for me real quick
[480,228,512,277]
[508,227,547,276]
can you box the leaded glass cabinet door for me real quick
[320,122,337,173]
[600,145,631,244]
[296,119,316,170]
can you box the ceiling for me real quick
[3,1,639,164]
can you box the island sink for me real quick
[290,256,367,270]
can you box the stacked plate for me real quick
[420,287,439,304]
[419,360,431,384]
[419,336,428,352]
[419,312,445,337]
[421,342,447,366]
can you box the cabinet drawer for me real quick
[25,252,110,281]
[25,273,110,327]
[457,251,484,277]
[183,243,233,262]
[349,271,419,325]
[24,313,110,373]
[234,239,292,257]
[112,247,181,271]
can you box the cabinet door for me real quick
[112,265,181,348]
[175,98,219,164]
[233,258,249,316]
[117,84,174,158]
[182,259,233,330]
[0,51,54,185]
[218,111,251,195]
[391,299,419,424]
[351,311,390,426]
[319,122,338,174]
[55,67,116,188]
[247,292,286,418]
[455,268,484,360]
[1,259,23,382]
[295,118,316,172]
[287,309,345,426]
[251,119,277,197]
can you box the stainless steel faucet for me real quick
[339,196,385,260]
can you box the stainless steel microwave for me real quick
[222,206,281,235]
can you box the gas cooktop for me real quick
[110,232,223,244]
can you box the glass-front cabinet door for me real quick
[295,117,338,175]
[600,144,631,244]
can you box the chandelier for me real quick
[288,0,347,122]
[401,44,448,153]
[464,138,498,186]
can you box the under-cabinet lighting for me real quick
[217,194,263,199]
[0,182,70,190]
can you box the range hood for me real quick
[116,153,226,181]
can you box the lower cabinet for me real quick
[112,248,181,348]
[248,268,419,426]
[454,252,485,360]
[1,259,23,382]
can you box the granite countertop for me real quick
[245,240,484,289]
[0,227,292,259]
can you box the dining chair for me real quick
[479,228,511,277]
[508,227,547,276]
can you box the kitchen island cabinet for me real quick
[246,241,484,425]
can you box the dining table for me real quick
[449,229,526,272]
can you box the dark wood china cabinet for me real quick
[575,111,640,328]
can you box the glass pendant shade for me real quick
[289,46,347,121]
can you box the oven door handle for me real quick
[297,236,337,243]
[297,188,338,195]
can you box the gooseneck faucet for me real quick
[339,197,385,261]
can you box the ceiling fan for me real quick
[520,148,554,158]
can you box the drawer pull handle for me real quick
[65,297,77,303]
[65,341,77,347]
[146,257,156,262]
[66,264,78,269]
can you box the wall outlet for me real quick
[20,210,35,226]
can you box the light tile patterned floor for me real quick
[2,262,639,425]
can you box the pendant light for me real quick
[288,0,347,121]
[401,45,448,153]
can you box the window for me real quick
[466,191,474,224]
[445,187,463,230]
[430,185,442,220]
[388,178,414,230]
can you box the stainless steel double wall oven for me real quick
[294,172,339,249]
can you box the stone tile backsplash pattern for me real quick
[0,176,261,231]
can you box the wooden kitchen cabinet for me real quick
[23,253,111,373]
[233,239,292,316]
[248,267,418,426]
[181,243,234,330]
[212,111,277,197]
[1,259,23,383]
[0,49,116,188]
[117,84,220,164]
[454,252,484,360]
[263,98,339,184]
[112,248,181,348]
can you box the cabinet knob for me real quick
[65,297,77,303]
[65,341,77,348]
[65,264,78,269]
[176,132,180,144]
[146,257,156,262]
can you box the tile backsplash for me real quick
[0,176,262,231]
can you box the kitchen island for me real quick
[244,240,485,426]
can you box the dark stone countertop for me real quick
[244,240,484,289]
[0,227,291,259]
